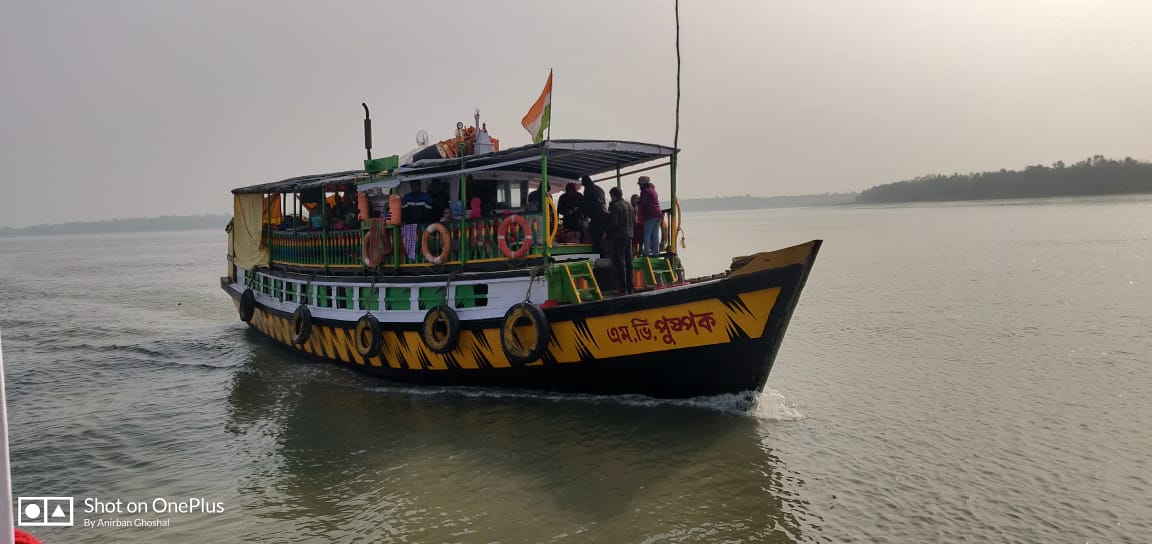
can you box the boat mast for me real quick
[670,0,682,254]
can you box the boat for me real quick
[221,107,821,399]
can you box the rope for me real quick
[442,271,458,306]
[523,265,547,303]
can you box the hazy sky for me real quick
[2,0,1150,227]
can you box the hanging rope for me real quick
[442,271,458,306]
[524,265,547,303]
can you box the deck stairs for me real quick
[635,257,678,288]
[548,260,603,303]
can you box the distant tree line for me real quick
[856,156,1152,204]
[0,214,232,237]
[679,192,858,212]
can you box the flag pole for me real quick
[541,69,552,260]
[546,70,552,143]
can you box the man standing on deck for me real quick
[607,186,636,295]
[581,175,609,253]
[401,181,433,224]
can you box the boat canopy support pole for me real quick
[321,190,329,271]
[542,146,551,261]
[459,142,469,268]
[670,153,678,255]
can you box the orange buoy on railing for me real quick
[499,214,533,260]
[387,194,402,225]
[421,223,452,265]
[358,192,370,221]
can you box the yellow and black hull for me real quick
[222,241,821,398]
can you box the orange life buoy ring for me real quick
[498,214,534,260]
[421,222,452,265]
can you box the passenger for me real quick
[638,176,662,257]
[401,181,433,224]
[606,186,636,295]
[429,180,450,222]
[328,192,348,229]
[326,195,342,227]
[343,190,360,229]
[581,175,609,253]
[557,182,583,234]
[468,193,483,219]
[527,184,558,229]
[630,194,643,255]
[526,186,542,212]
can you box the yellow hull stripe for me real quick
[244,288,780,369]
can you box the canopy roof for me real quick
[232,140,676,195]
[232,170,368,195]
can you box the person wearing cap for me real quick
[637,176,662,257]
[580,175,609,253]
[607,185,636,295]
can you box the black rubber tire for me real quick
[239,289,256,322]
[290,305,312,345]
[500,302,550,365]
[421,305,461,354]
[354,314,382,358]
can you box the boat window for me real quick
[316,286,333,308]
[418,287,447,310]
[495,179,525,210]
[385,287,411,311]
[454,284,489,308]
[335,286,354,309]
[358,287,380,311]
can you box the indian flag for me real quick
[521,70,552,144]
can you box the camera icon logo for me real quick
[17,497,74,527]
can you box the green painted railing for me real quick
[270,230,362,267]
[396,214,545,266]
[267,213,546,270]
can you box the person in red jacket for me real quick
[637,176,662,257]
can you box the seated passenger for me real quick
[526,187,542,212]
[557,182,583,242]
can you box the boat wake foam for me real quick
[349,375,803,418]
[749,387,805,421]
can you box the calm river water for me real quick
[1,197,1149,543]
